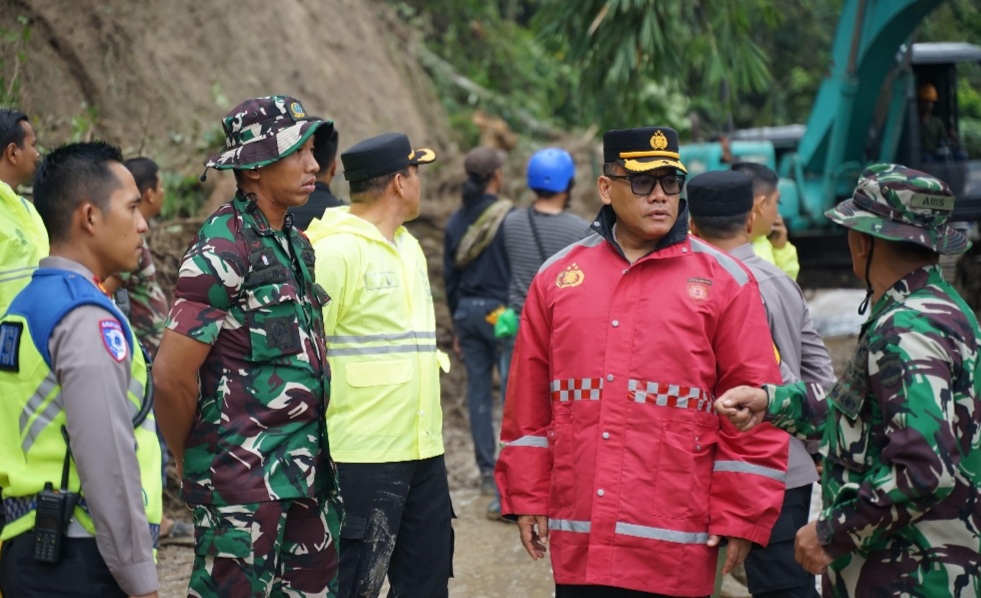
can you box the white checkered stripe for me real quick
[550,378,603,402]
[627,379,715,414]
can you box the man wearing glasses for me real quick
[496,126,789,598]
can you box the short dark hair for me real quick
[314,129,340,177]
[349,167,409,203]
[33,141,124,243]
[602,161,619,177]
[690,211,752,238]
[123,157,160,195]
[0,108,29,151]
[731,162,778,196]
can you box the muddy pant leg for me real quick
[187,501,288,598]
[336,462,413,598]
[386,455,454,598]
[274,496,341,598]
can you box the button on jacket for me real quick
[496,205,788,597]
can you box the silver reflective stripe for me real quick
[328,343,437,357]
[713,460,787,482]
[127,377,154,432]
[689,238,749,286]
[549,519,591,533]
[502,435,548,448]
[0,267,35,284]
[20,372,60,454]
[538,233,602,274]
[615,522,708,544]
[328,331,437,344]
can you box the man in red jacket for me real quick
[495,126,789,598]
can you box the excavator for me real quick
[680,0,981,305]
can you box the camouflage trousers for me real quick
[188,496,341,598]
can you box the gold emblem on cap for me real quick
[556,263,585,289]
[650,130,669,150]
[290,102,306,119]
[408,150,415,160]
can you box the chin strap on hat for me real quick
[857,237,875,316]
[199,165,210,183]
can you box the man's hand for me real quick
[707,535,752,574]
[795,521,833,574]
[768,215,788,248]
[714,386,768,432]
[517,515,549,560]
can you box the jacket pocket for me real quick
[654,417,719,521]
[345,360,414,387]
[245,284,303,362]
[193,518,254,565]
[826,345,873,474]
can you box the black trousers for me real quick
[337,455,454,598]
[0,532,126,598]
[743,484,820,598]
[556,585,708,598]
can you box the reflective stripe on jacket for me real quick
[496,220,788,596]
[0,268,162,543]
[307,207,447,463]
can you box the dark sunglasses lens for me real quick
[661,176,682,194]
[630,175,656,195]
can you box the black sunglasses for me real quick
[607,173,685,196]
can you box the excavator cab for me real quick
[897,42,981,219]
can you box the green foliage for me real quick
[959,81,981,122]
[533,0,779,131]
[0,15,30,107]
[161,172,208,219]
[961,118,981,158]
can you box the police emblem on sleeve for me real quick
[99,320,128,362]
[556,263,585,288]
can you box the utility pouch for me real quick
[33,482,78,564]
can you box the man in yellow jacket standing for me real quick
[307,132,453,598]
[0,109,47,316]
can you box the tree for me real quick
[532,0,779,133]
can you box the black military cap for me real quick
[341,132,436,184]
[687,170,754,217]
[603,126,687,174]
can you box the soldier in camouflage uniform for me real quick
[716,163,981,597]
[153,96,341,597]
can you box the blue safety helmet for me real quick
[526,148,575,194]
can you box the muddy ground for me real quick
[154,334,859,598]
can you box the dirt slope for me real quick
[1,0,449,169]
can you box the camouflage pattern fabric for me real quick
[188,496,341,598]
[825,163,971,255]
[766,265,981,597]
[118,244,168,357]
[167,193,337,507]
[205,95,332,171]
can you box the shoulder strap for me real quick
[7,268,134,368]
[526,207,548,262]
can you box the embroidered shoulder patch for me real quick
[0,321,23,372]
[99,319,128,362]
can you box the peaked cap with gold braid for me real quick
[603,126,687,174]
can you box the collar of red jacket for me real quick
[590,199,690,258]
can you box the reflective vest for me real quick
[0,180,48,316]
[0,268,161,544]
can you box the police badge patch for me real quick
[0,321,23,371]
[99,319,128,362]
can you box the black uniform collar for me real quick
[590,198,690,259]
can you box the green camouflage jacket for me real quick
[167,193,335,506]
[767,265,981,597]
[119,244,168,357]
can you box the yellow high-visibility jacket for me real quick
[0,180,48,316]
[307,207,448,463]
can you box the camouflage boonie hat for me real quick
[825,163,970,255]
[204,95,333,170]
